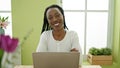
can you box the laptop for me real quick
[32,52,80,68]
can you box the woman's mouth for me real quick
[54,23,59,26]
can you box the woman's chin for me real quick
[53,28,63,31]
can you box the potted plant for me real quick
[0,16,9,67]
[0,16,9,34]
[87,47,112,65]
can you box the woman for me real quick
[36,4,82,64]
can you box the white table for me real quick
[14,65,102,68]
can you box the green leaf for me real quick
[4,16,9,21]
[0,16,9,22]
[0,16,1,20]
[1,17,5,22]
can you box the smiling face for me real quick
[46,8,64,31]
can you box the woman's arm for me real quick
[71,31,82,65]
[70,48,79,52]
[36,32,48,52]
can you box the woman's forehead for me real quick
[46,8,61,16]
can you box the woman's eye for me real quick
[48,17,53,20]
[55,14,60,18]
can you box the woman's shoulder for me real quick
[66,30,79,40]
[66,30,78,35]
[42,30,52,33]
[41,30,52,36]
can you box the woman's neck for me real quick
[52,29,66,41]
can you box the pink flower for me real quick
[0,16,9,29]
[0,34,19,53]
[0,21,9,29]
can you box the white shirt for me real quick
[36,30,81,52]
[36,30,82,64]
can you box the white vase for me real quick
[1,45,21,68]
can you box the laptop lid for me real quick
[32,52,80,68]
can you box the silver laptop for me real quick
[32,52,80,68]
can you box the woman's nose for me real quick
[53,17,57,22]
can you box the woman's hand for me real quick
[70,48,79,52]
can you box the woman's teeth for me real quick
[54,23,59,26]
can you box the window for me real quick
[0,0,12,36]
[62,0,114,57]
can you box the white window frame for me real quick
[61,0,114,60]
[0,0,12,36]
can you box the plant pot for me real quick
[87,54,113,65]
[0,28,5,35]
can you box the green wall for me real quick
[12,0,120,67]
[114,0,120,67]
[12,0,59,65]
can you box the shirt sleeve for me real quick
[36,32,48,52]
[71,31,82,65]
[71,31,80,51]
